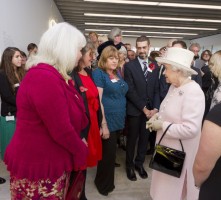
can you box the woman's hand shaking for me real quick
[146,113,163,132]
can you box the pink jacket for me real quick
[4,63,88,181]
[150,81,205,200]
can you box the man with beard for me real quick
[124,35,160,181]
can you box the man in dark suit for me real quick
[124,35,160,181]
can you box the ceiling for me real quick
[54,0,221,40]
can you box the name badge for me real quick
[6,116,15,121]
[111,79,118,83]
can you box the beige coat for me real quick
[150,81,205,200]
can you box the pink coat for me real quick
[150,81,205,200]
[4,63,88,181]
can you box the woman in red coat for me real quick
[4,22,88,200]
[71,42,102,200]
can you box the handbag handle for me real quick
[157,123,184,152]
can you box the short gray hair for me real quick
[189,43,201,51]
[26,22,86,80]
[171,65,194,77]
[108,27,122,41]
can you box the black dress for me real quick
[199,103,221,200]
[0,70,17,116]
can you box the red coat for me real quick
[4,63,88,181]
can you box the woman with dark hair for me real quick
[20,50,27,66]
[71,42,102,200]
[92,45,128,196]
[200,50,212,95]
[201,50,212,65]
[27,43,38,57]
[0,47,25,158]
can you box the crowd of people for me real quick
[0,22,221,200]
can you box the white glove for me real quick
[148,113,159,123]
[146,119,163,131]
[146,113,159,131]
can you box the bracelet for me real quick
[101,123,107,127]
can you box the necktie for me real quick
[143,61,148,81]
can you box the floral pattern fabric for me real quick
[10,172,69,200]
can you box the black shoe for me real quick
[115,162,121,167]
[126,168,137,181]
[135,165,148,179]
[80,196,87,200]
[97,186,115,196]
[0,177,6,184]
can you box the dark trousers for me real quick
[126,114,150,168]
[148,131,156,152]
[94,132,117,194]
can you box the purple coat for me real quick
[4,63,88,181]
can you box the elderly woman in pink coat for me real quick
[147,47,205,200]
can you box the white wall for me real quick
[0,0,64,55]
[123,37,169,50]
[123,37,191,52]
[191,34,221,53]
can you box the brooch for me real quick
[79,86,88,92]
[179,90,184,96]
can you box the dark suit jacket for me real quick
[124,58,160,116]
[191,66,202,87]
[0,70,18,116]
[157,65,202,102]
[157,65,170,102]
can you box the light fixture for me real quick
[123,35,183,39]
[84,0,221,10]
[160,3,221,10]
[85,22,217,31]
[85,32,183,39]
[84,13,221,23]
[49,19,57,28]
[84,0,159,6]
[85,28,198,35]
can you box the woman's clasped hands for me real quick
[146,113,163,132]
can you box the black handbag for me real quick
[66,171,85,200]
[149,124,186,178]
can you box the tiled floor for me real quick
[0,148,153,200]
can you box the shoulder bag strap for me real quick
[158,123,173,144]
[158,123,185,152]
[179,140,184,152]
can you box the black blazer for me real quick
[191,66,202,87]
[157,65,202,102]
[0,70,18,116]
[124,58,160,116]
[71,68,102,139]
